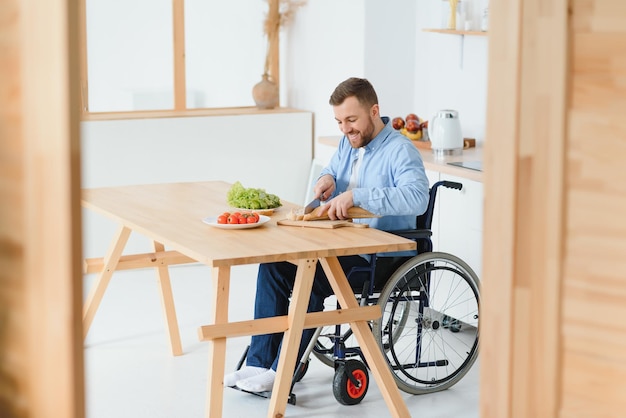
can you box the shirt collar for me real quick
[357,116,393,155]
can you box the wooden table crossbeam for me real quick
[197,305,381,340]
[83,250,196,274]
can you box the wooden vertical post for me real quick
[0,0,28,415]
[267,0,280,88]
[78,0,88,113]
[0,0,85,417]
[479,0,522,410]
[481,0,568,417]
[172,0,187,110]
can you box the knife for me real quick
[303,198,321,214]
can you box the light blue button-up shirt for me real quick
[319,117,430,256]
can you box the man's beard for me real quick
[350,117,375,148]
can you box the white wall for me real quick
[81,112,313,258]
[285,0,489,156]
[283,0,366,140]
[363,0,417,120]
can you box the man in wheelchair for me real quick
[224,77,430,394]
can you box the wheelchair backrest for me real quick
[415,180,463,230]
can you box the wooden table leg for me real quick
[206,266,230,418]
[83,225,131,338]
[320,257,411,418]
[267,258,317,418]
[152,241,183,356]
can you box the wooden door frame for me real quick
[480,0,568,417]
[24,0,84,415]
[0,0,84,416]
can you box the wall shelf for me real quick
[423,28,488,37]
[422,28,488,69]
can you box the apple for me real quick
[392,117,405,130]
[406,113,419,122]
[405,119,420,133]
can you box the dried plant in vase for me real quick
[252,0,307,109]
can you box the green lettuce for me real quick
[227,181,281,209]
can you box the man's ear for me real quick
[370,103,380,118]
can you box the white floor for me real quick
[84,263,480,418]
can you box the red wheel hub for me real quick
[347,369,367,398]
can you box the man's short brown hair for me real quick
[329,77,379,109]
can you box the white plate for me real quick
[202,215,271,230]
[231,206,281,216]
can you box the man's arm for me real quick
[352,142,429,217]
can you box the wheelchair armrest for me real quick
[389,228,433,254]
[389,228,432,241]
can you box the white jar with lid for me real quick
[455,1,465,30]
[481,7,489,31]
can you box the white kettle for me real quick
[429,109,463,157]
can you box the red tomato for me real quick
[251,212,260,222]
[217,215,228,224]
[227,215,239,224]
[239,216,249,224]
[231,212,241,218]
[247,216,258,224]
[221,212,230,218]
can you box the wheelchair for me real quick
[294,180,481,405]
[236,181,481,406]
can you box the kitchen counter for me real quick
[318,136,483,183]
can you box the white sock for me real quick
[236,369,276,393]
[224,366,268,387]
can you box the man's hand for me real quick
[316,190,354,220]
[312,175,355,220]
[313,174,336,201]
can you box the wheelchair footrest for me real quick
[390,359,449,370]
[229,386,297,405]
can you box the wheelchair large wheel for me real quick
[372,252,480,395]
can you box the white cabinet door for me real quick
[431,173,482,328]
[437,174,483,279]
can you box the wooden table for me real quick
[82,181,415,418]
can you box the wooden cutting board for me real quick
[277,219,369,229]
[299,206,378,221]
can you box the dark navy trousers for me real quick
[246,256,370,372]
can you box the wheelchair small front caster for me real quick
[332,359,369,405]
[293,359,309,383]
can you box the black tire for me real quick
[373,252,480,395]
[332,360,369,405]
